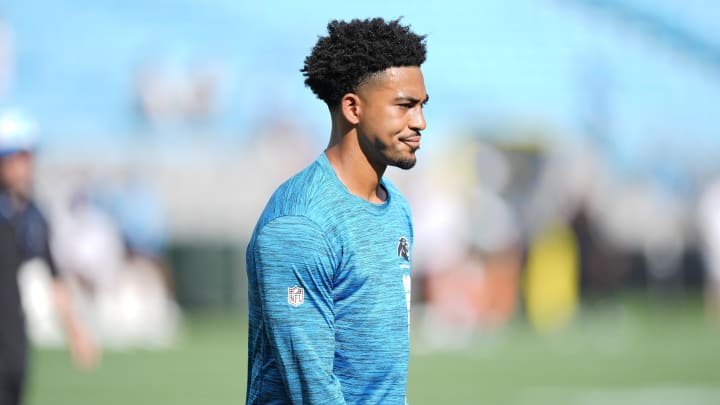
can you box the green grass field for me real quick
[25,294,720,405]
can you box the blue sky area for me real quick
[1,0,719,175]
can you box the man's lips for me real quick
[401,135,421,149]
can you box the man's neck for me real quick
[326,123,387,204]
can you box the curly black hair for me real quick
[301,18,427,109]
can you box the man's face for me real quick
[0,151,34,197]
[355,66,428,170]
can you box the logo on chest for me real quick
[397,237,410,261]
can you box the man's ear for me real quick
[340,93,361,125]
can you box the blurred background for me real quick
[2,0,720,404]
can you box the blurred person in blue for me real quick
[96,174,173,293]
[0,110,98,405]
[45,175,180,351]
[245,18,428,405]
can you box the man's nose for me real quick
[409,107,426,132]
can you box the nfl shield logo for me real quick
[288,285,304,307]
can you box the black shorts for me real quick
[0,353,27,405]
[1,214,26,405]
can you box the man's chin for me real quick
[392,157,417,170]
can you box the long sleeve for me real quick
[253,215,346,404]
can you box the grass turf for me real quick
[25,295,720,405]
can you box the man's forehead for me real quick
[360,66,426,96]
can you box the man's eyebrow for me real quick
[395,95,430,105]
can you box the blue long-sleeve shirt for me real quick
[246,153,413,404]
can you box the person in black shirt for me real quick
[0,111,98,405]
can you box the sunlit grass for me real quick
[26,294,720,405]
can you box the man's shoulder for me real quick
[260,156,336,222]
[272,158,326,203]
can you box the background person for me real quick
[0,110,98,405]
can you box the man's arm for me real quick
[254,216,346,404]
[32,204,100,369]
[51,278,100,369]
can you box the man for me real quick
[0,111,98,405]
[245,18,428,404]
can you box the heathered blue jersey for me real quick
[246,153,413,405]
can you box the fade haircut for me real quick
[301,17,427,109]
